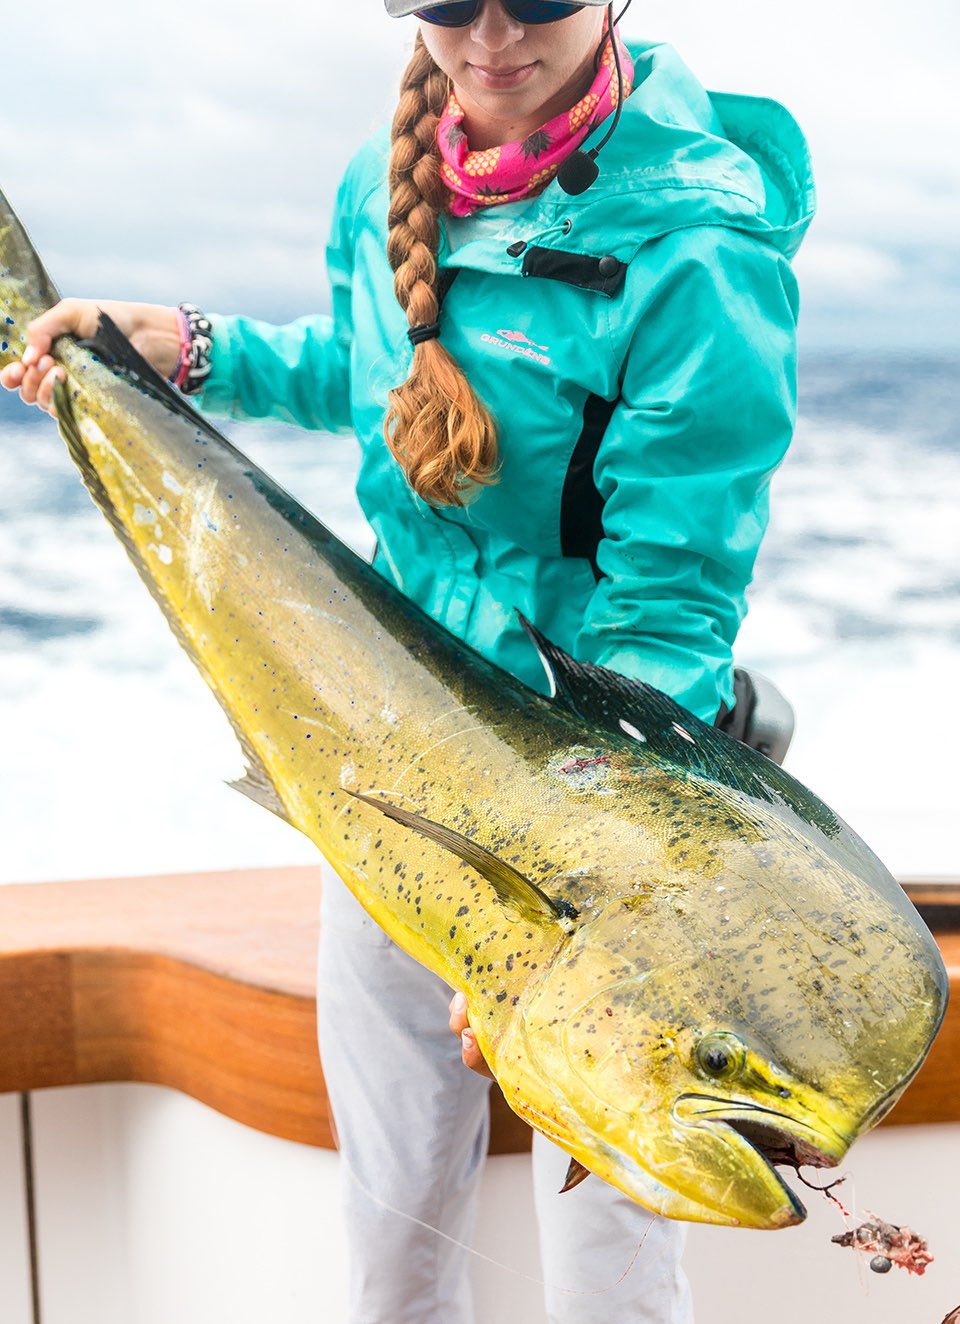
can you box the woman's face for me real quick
[419,1,607,145]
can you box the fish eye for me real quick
[695,1032,746,1082]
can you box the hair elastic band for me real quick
[408,321,441,346]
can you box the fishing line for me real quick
[797,1166,878,1298]
[795,1166,851,1215]
[337,1147,652,1297]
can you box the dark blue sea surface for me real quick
[798,353,959,451]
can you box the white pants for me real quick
[316,867,694,1324]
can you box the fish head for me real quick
[515,864,946,1229]
[507,616,945,1225]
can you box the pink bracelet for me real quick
[171,308,192,390]
[171,304,214,396]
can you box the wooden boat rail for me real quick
[0,867,957,1151]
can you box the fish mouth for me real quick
[723,1112,839,1178]
[673,1094,850,1226]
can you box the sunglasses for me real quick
[416,0,586,27]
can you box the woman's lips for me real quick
[469,62,538,89]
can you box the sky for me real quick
[0,1,958,349]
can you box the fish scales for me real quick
[1,189,948,1229]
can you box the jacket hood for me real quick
[579,41,815,258]
[441,40,815,274]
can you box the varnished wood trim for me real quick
[902,881,960,933]
[71,951,333,1148]
[883,928,960,1126]
[0,869,956,1148]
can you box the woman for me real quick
[2,2,814,1319]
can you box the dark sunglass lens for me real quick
[505,0,585,22]
[415,2,480,25]
[417,0,584,24]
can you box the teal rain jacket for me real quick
[199,41,816,722]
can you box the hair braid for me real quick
[384,34,499,508]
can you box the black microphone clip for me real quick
[557,149,601,197]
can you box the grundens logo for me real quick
[480,328,552,366]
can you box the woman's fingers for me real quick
[449,990,469,1035]
[17,360,50,405]
[22,336,52,366]
[448,991,495,1079]
[0,361,25,390]
[1,298,93,414]
[13,361,43,405]
[5,355,65,415]
[1,297,105,415]
[460,1027,494,1078]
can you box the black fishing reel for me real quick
[717,669,795,767]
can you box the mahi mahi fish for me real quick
[0,188,948,1229]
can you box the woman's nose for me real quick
[470,0,525,52]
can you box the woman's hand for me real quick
[449,991,494,1079]
[0,299,182,416]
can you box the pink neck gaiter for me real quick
[437,26,634,218]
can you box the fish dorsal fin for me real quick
[77,311,231,446]
[518,614,840,835]
[349,791,577,926]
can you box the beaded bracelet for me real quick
[170,303,214,396]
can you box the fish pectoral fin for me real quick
[229,762,293,826]
[559,1158,592,1194]
[350,791,577,926]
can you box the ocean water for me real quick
[0,352,957,885]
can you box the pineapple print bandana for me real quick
[437,26,634,217]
